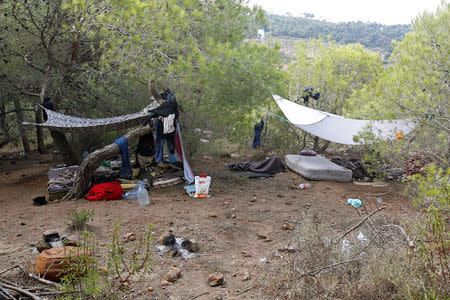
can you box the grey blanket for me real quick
[227,156,285,175]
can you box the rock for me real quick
[147,287,154,292]
[231,207,236,212]
[165,270,178,282]
[170,266,181,277]
[123,233,136,243]
[208,213,218,218]
[251,196,256,202]
[208,272,224,287]
[98,266,108,274]
[282,224,294,230]
[42,230,60,243]
[247,202,253,206]
[36,240,51,252]
[160,280,170,286]
[231,214,237,219]
[242,271,251,281]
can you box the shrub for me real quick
[58,221,153,299]
[66,208,95,231]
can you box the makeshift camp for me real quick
[273,94,414,145]
[285,154,353,182]
[24,98,194,201]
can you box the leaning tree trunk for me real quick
[62,125,153,201]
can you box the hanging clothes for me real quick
[114,136,132,179]
[252,119,264,148]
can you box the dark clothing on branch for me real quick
[253,119,264,148]
[42,97,54,121]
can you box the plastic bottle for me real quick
[298,183,311,189]
[136,184,150,206]
[124,185,139,200]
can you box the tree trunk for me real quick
[62,125,153,201]
[13,98,31,153]
[313,136,330,153]
[35,105,45,153]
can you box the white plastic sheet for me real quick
[273,95,414,145]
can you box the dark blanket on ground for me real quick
[227,156,285,175]
[330,157,371,180]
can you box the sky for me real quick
[247,0,443,25]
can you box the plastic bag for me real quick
[194,173,211,198]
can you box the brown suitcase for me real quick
[34,246,90,281]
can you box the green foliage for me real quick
[67,208,95,231]
[405,165,449,298]
[283,38,383,151]
[351,3,449,169]
[59,221,153,299]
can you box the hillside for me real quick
[264,14,411,57]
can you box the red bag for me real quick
[85,181,123,201]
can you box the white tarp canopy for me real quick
[273,94,414,145]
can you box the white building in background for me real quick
[257,28,265,39]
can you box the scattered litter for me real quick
[204,155,212,160]
[346,198,363,207]
[199,139,209,143]
[298,183,311,189]
[194,128,202,133]
[341,238,352,256]
[259,257,267,263]
[194,173,211,198]
[358,231,368,242]
[33,196,48,206]
[231,153,239,158]
[376,197,383,204]
[184,184,196,197]
[155,236,198,259]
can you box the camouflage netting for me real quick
[23,101,160,132]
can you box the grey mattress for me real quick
[285,155,352,182]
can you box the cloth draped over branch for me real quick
[23,101,160,132]
[273,94,415,145]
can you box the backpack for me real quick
[85,181,123,201]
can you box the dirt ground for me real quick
[0,151,416,299]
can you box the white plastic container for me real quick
[194,173,211,198]
[136,184,150,206]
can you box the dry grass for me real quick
[260,212,436,299]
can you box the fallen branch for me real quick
[17,265,57,287]
[0,265,20,276]
[300,259,362,277]
[0,285,16,300]
[236,286,253,296]
[192,291,210,299]
[335,206,386,243]
[0,283,41,300]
